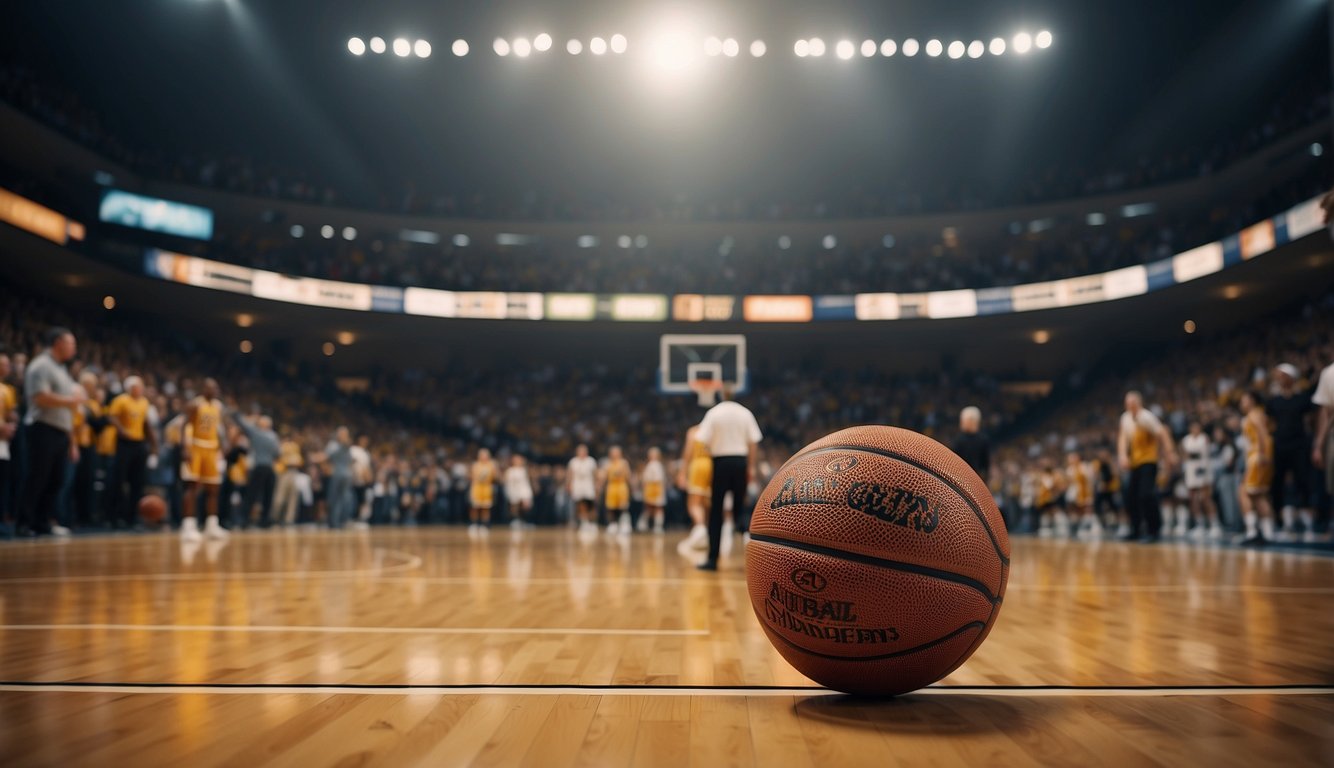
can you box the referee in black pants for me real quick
[694,386,763,571]
[18,328,83,537]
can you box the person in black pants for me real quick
[1267,364,1315,539]
[18,328,82,537]
[107,376,157,530]
[1116,391,1178,542]
[694,388,763,571]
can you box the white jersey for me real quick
[642,460,666,506]
[504,466,533,503]
[1181,433,1213,490]
[568,456,598,501]
[642,461,665,485]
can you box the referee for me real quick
[18,328,83,537]
[694,386,762,571]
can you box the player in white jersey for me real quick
[638,447,667,534]
[505,454,534,529]
[567,443,599,535]
[1180,421,1222,540]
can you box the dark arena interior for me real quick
[1,1,1333,765]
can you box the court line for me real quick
[0,624,706,637]
[0,681,1329,697]
[0,546,424,584]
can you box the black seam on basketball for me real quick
[749,533,1001,604]
[792,445,1010,567]
[763,618,986,662]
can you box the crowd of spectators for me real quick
[2,62,1327,221]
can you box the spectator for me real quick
[232,409,280,528]
[954,406,991,484]
[18,327,82,537]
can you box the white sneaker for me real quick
[181,518,203,543]
[204,516,230,541]
[720,521,735,557]
[50,524,71,537]
[350,520,370,530]
[1116,523,1132,538]
[1038,525,1053,539]
[1208,525,1224,541]
[1302,530,1319,544]
[619,512,632,532]
[1173,523,1188,538]
[653,521,665,535]
[637,516,650,532]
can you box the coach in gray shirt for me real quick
[20,328,83,536]
[232,408,280,527]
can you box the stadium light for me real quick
[989,37,1006,55]
[1035,30,1053,49]
[392,38,411,57]
[494,38,511,56]
[236,313,254,328]
[926,39,943,57]
[452,39,469,56]
[534,33,552,52]
[835,40,855,59]
[1183,320,1197,334]
[322,342,336,357]
[414,40,431,58]
[634,235,648,248]
[948,41,965,59]
[794,39,809,57]
[337,331,356,346]
[1313,142,1326,157]
[1013,32,1032,54]
[452,234,470,247]
[705,37,723,56]
[822,235,837,249]
[611,34,628,53]
[590,36,607,55]
[348,37,366,56]
[645,25,705,79]
[860,40,876,57]
[239,340,253,354]
[880,39,897,56]
[778,235,791,249]
[1032,330,1050,345]
[320,225,334,239]
[617,235,632,248]
[882,234,896,248]
[342,226,356,240]
[968,41,984,59]
[808,38,826,57]
[369,37,386,54]
[103,295,116,310]
[902,38,919,56]
[567,39,583,55]
[722,38,739,57]
[750,40,766,57]
[290,224,304,238]
[514,37,532,57]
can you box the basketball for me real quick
[746,425,1010,696]
[138,495,168,526]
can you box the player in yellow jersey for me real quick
[0,353,17,525]
[602,445,632,535]
[1117,391,1178,542]
[180,378,228,541]
[676,424,711,551]
[108,376,157,529]
[469,448,497,535]
[638,447,667,534]
[1238,390,1276,545]
[1065,451,1101,540]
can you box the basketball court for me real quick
[1,530,1330,766]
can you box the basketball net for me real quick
[689,379,722,408]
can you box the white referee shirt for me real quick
[696,401,763,458]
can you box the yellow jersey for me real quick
[0,382,16,424]
[190,398,223,448]
[109,393,150,442]
[1122,410,1162,468]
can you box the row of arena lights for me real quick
[347,31,1053,59]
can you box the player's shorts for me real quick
[605,482,630,511]
[1242,459,1272,495]
[507,488,533,507]
[180,445,222,485]
[470,485,494,509]
[687,458,712,497]
[571,481,597,504]
[643,481,666,508]
[1183,461,1213,491]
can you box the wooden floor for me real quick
[0,528,1331,766]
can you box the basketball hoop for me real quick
[689,378,722,407]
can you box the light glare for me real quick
[926,39,943,57]
[452,39,469,56]
[902,39,919,57]
[513,37,532,57]
[1035,30,1053,49]
[860,40,876,57]
[705,37,723,56]
[835,40,855,59]
[794,39,809,57]
[534,33,552,52]
[414,39,431,58]
[392,38,411,57]
[808,38,826,57]
[348,37,366,56]
[567,39,583,55]
[494,38,511,56]
[750,40,766,57]
[590,37,607,55]
[968,40,984,59]
[989,37,1006,55]
[948,41,965,59]
[369,37,386,54]
[611,34,627,53]
[1013,32,1033,54]
[880,39,897,56]
[722,38,739,57]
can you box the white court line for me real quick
[0,547,424,584]
[0,624,706,637]
[0,683,1327,698]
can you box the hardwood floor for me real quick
[1,528,1331,765]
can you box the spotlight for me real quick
[342,226,356,240]
[567,39,583,55]
[722,38,739,57]
[1183,320,1197,334]
[902,38,919,57]
[239,340,253,354]
[1033,330,1051,345]
[808,38,826,57]
[860,40,876,57]
[320,225,334,239]
[494,38,511,56]
[617,235,632,248]
[337,331,356,346]
[835,40,855,59]
[452,234,470,247]
[947,41,964,59]
[611,34,627,53]
[103,295,116,310]
[822,235,837,249]
[237,314,254,328]
[926,39,943,57]
[513,37,532,57]
[794,39,810,57]
[369,37,386,54]
[414,39,431,58]
[968,41,984,59]
[989,37,1006,55]
[452,39,469,56]
[590,37,607,55]
[322,342,336,357]
[348,37,366,56]
[392,38,411,57]
[778,235,791,250]
[1035,30,1053,49]
[705,37,723,56]
[880,39,897,56]
[1013,32,1032,54]
[882,234,896,248]
[1312,142,1325,157]
[750,40,766,57]
[290,224,304,238]
[534,33,552,52]
[634,235,648,248]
